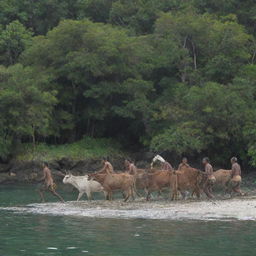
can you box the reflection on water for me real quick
[0,185,256,256]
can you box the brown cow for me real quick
[213,169,244,196]
[127,168,160,198]
[213,169,232,193]
[88,173,135,202]
[132,169,149,196]
[145,170,175,201]
[171,168,208,200]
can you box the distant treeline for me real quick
[0,0,256,166]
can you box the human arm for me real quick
[38,169,46,182]
[98,163,107,173]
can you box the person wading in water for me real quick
[98,158,114,174]
[230,157,244,196]
[38,163,64,203]
[178,157,190,170]
[202,157,216,199]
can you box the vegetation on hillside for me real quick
[15,137,123,161]
[0,0,256,166]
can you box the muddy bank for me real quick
[4,196,256,221]
[0,154,153,184]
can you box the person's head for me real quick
[124,159,130,166]
[231,157,238,164]
[182,157,188,164]
[202,157,209,165]
[102,157,108,164]
[42,162,48,168]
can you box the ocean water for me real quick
[0,184,256,256]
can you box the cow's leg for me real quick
[123,191,129,202]
[171,189,177,201]
[124,188,132,202]
[103,185,112,201]
[77,191,84,201]
[121,192,126,199]
[86,191,92,200]
[107,191,113,200]
[224,182,231,195]
[144,188,148,197]
[131,187,136,200]
[194,187,201,199]
[157,190,162,198]
[146,191,151,201]
[180,191,187,200]
[103,190,108,199]
[170,190,174,201]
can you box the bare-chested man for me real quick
[162,161,173,171]
[178,157,190,170]
[202,157,216,199]
[38,163,64,203]
[230,157,243,196]
[98,158,114,174]
[124,159,137,175]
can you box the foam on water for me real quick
[2,197,256,221]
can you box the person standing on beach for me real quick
[98,158,114,174]
[202,157,216,199]
[230,157,244,196]
[124,159,137,175]
[178,157,190,170]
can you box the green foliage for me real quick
[150,82,251,157]
[0,20,32,65]
[21,19,153,141]
[154,10,251,84]
[0,64,57,156]
[16,136,123,161]
[0,0,256,168]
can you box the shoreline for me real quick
[3,196,256,221]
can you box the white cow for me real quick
[63,173,105,201]
[151,154,166,168]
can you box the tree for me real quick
[0,64,57,156]
[0,20,32,66]
[153,10,251,84]
[150,81,256,164]
[21,19,153,143]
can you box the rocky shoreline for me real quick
[0,154,152,184]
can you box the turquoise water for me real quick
[0,185,256,256]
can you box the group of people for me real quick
[38,155,243,202]
[202,156,242,198]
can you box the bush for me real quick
[16,136,124,161]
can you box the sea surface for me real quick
[0,184,256,256]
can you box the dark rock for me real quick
[0,163,11,173]
[0,155,144,184]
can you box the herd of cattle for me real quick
[62,160,237,202]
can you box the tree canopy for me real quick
[0,0,256,168]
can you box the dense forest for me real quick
[0,0,256,167]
